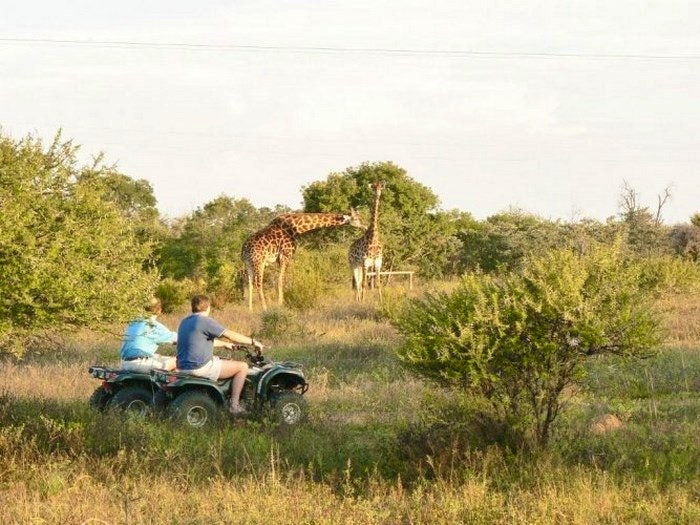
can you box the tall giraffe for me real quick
[242,210,364,310]
[348,181,384,302]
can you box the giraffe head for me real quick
[345,208,366,230]
[371,181,385,194]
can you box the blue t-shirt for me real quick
[120,317,177,360]
[176,314,226,370]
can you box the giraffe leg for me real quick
[253,268,267,311]
[361,266,370,303]
[352,267,364,302]
[247,271,253,311]
[375,262,383,302]
[278,258,289,306]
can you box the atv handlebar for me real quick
[222,343,267,365]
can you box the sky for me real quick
[1,1,699,224]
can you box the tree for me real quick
[393,243,662,449]
[668,223,700,261]
[456,208,568,273]
[0,131,159,357]
[302,161,474,277]
[157,195,284,305]
[617,180,672,256]
[77,160,168,266]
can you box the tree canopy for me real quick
[0,131,158,356]
[302,161,475,276]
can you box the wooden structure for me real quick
[365,270,415,290]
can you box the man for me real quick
[176,294,264,416]
[120,297,177,372]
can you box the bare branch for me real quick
[654,185,673,225]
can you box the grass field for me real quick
[1,288,699,524]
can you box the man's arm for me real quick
[217,329,263,349]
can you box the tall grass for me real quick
[1,290,699,523]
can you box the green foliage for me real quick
[302,161,475,277]
[156,277,195,313]
[258,308,308,342]
[638,255,700,295]
[668,223,700,261]
[457,208,572,273]
[158,196,284,305]
[393,244,663,448]
[77,167,167,258]
[0,131,159,357]
[283,246,351,310]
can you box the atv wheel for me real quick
[271,391,307,428]
[107,386,153,417]
[89,387,111,411]
[169,391,219,428]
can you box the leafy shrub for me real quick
[0,132,159,357]
[258,308,307,342]
[393,244,663,449]
[638,255,700,295]
[156,278,194,313]
[206,262,242,309]
[284,248,337,311]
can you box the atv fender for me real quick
[257,368,307,397]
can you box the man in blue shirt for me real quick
[176,294,264,416]
[120,298,177,372]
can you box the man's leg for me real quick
[218,359,249,411]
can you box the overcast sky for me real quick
[1,1,699,223]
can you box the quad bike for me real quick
[150,345,308,429]
[87,366,155,417]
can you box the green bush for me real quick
[206,262,243,309]
[393,244,663,449]
[258,308,307,342]
[0,132,159,357]
[156,278,194,313]
[638,255,700,295]
[284,248,339,310]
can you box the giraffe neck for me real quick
[365,187,382,246]
[275,213,349,237]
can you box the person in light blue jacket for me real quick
[120,297,177,372]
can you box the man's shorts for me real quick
[121,354,174,373]
[178,356,222,381]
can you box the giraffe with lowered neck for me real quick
[349,181,384,302]
[242,209,364,310]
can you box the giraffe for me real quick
[348,181,384,302]
[242,209,364,310]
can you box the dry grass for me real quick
[658,293,700,348]
[1,289,699,524]
[1,463,697,524]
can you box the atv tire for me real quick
[89,387,112,411]
[107,385,153,417]
[271,391,307,428]
[168,391,219,428]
